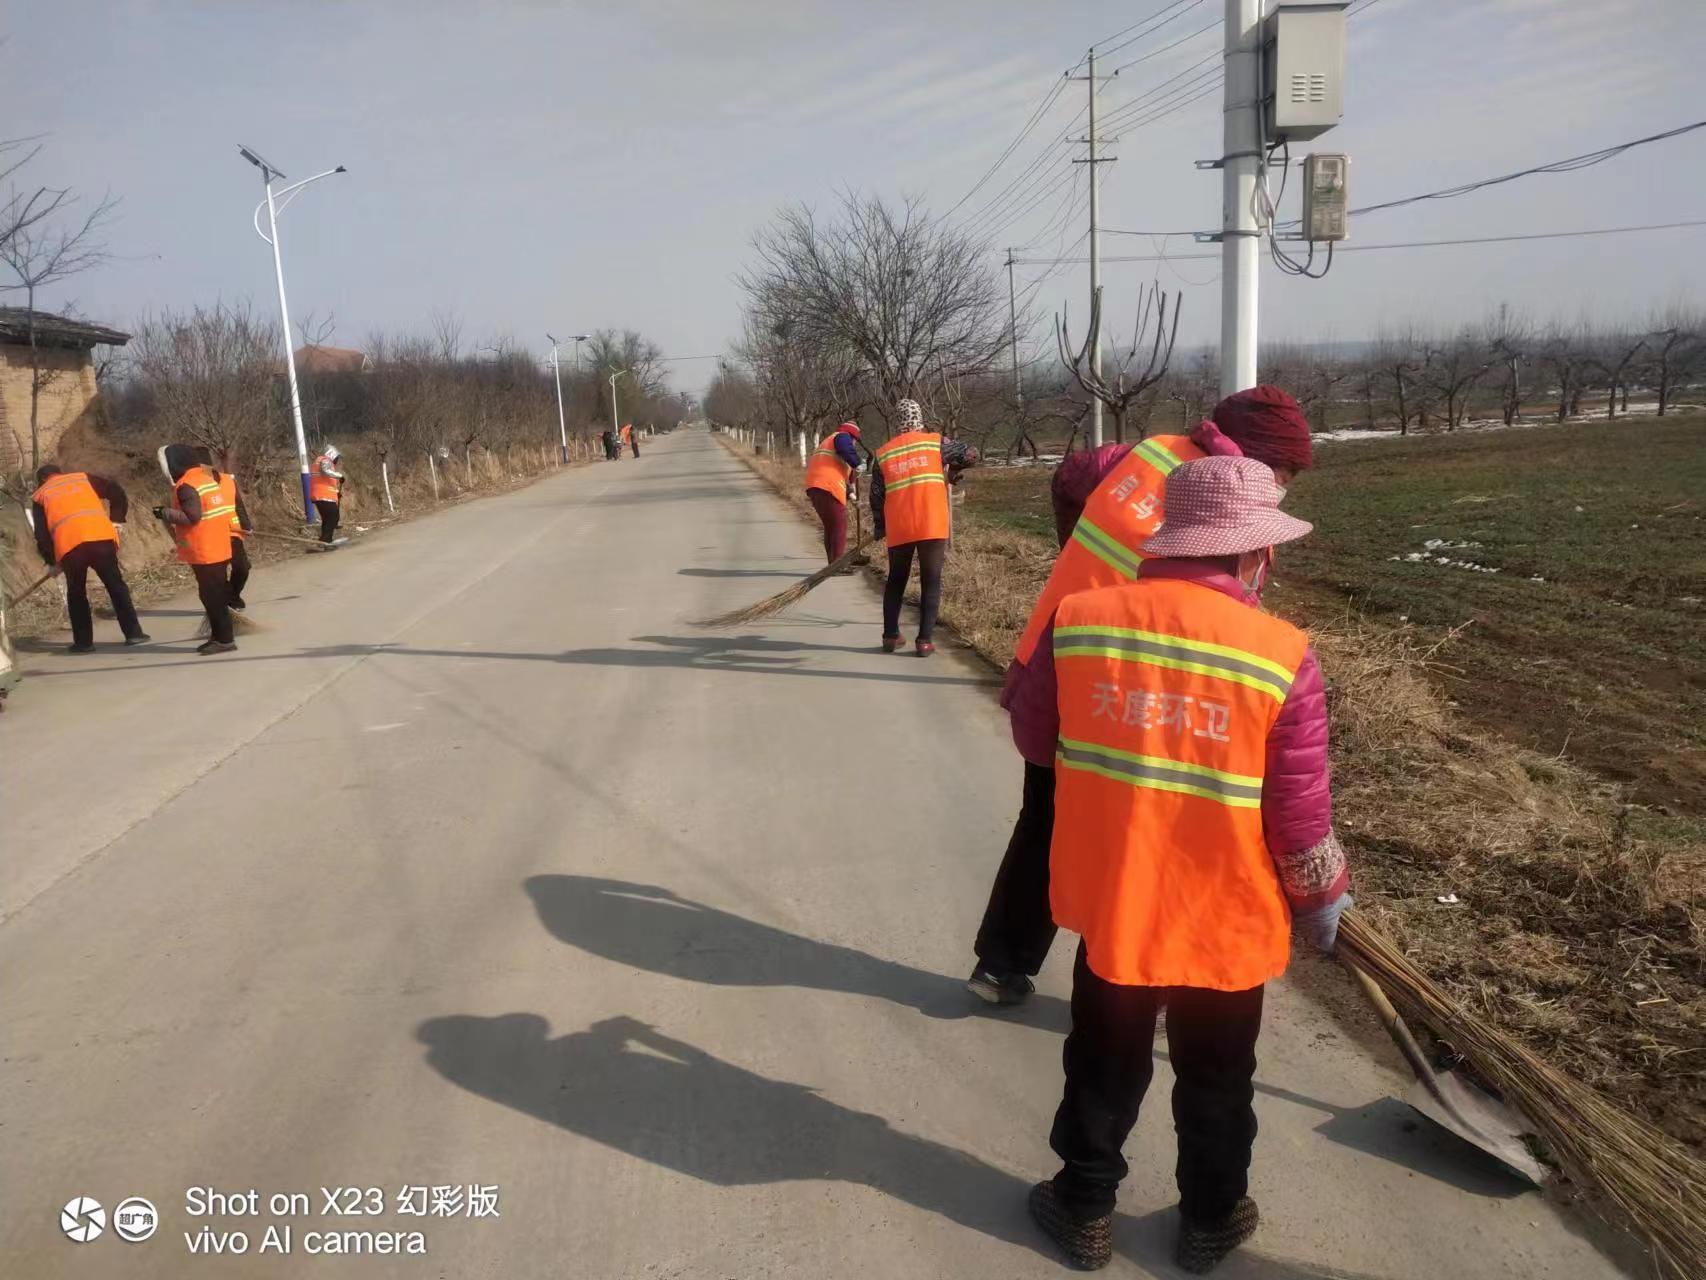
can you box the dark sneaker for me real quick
[228,596,247,612]
[915,639,936,657]
[1176,1198,1260,1274]
[196,639,238,656]
[881,634,903,653]
[66,643,96,655]
[966,965,1035,1007]
[125,633,152,646]
[1028,1181,1112,1271]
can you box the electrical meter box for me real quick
[1264,1,1348,142]
[1302,153,1349,240]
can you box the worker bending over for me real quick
[1005,455,1349,1273]
[803,421,862,565]
[310,444,344,544]
[869,399,976,656]
[967,387,1320,1007]
[154,444,238,655]
[30,464,149,653]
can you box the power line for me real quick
[942,75,1073,220]
[1096,0,1210,59]
[1109,18,1221,77]
[1010,218,1706,265]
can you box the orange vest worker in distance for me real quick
[310,445,345,545]
[1013,433,1204,665]
[804,422,861,564]
[1005,454,1349,1271]
[29,464,149,652]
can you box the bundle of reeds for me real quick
[694,537,874,628]
[1337,910,1706,1279]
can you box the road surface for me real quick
[2,429,1630,1278]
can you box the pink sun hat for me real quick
[1140,455,1313,559]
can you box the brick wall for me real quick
[0,344,99,472]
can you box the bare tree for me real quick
[1483,305,1530,427]
[126,301,283,464]
[739,191,1009,426]
[1537,324,1596,423]
[1644,309,1700,417]
[1425,328,1492,430]
[1370,330,1430,435]
[1055,282,1181,443]
[1598,329,1647,421]
[0,187,118,466]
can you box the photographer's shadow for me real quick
[416,1013,1070,1259]
[523,875,1069,1032]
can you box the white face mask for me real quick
[1239,547,1275,599]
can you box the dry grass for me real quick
[717,430,1706,1159]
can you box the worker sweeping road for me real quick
[310,444,345,544]
[967,386,1319,1007]
[869,399,976,656]
[153,444,238,655]
[804,421,862,566]
[1003,454,1350,1273]
[628,424,641,458]
[29,464,150,654]
[216,458,254,610]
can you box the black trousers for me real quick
[228,537,251,601]
[314,500,340,543]
[630,436,640,457]
[60,539,144,648]
[882,538,946,641]
[191,561,235,644]
[973,761,1059,975]
[1051,944,1264,1223]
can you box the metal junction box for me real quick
[1302,153,1349,240]
[1264,1,1349,142]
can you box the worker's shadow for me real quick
[524,875,1069,1033]
[415,1013,1384,1278]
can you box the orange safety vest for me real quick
[620,424,633,445]
[172,465,235,566]
[218,472,245,541]
[310,454,341,503]
[1014,434,1203,665]
[804,431,854,505]
[1049,576,1310,991]
[874,429,948,546]
[32,471,117,561]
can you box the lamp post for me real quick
[608,367,629,438]
[241,145,347,522]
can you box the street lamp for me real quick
[241,144,347,522]
[547,333,591,464]
[608,367,630,439]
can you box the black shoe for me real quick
[66,642,96,655]
[1176,1198,1260,1275]
[196,639,238,656]
[967,965,1035,1007]
[1028,1181,1112,1271]
[125,633,152,646]
[228,596,247,612]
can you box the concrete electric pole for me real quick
[1220,0,1263,398]
[1071,50,1117,447]
[1005,248,1022,414]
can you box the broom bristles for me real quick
[695,537,874,628]
[194,613,266,638]
[1338,911,1706,1279]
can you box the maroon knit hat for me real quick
[1211,385,1314,473]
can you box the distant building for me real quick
[293,344,372,375]
[0,307,131,472]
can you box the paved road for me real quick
[2,429,1628,1278]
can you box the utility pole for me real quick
[547,335,569,464]
[1005,248,1022,414]
[1071,50,1116,446]
[1220,0,1262,396]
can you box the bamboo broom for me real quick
[695,537,875,628]
[1337,910,1706,1280]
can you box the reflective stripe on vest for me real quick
[1052,624,1296,703]
[875,430,948,545]
[217,473,244,539]
[32,472,117,560]
[1013,434,1203,665]
[1048,575,1309,990]
[172,466,234,565]
[804,432,853,504]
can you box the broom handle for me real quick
[13,569,57,605]
[1340,953,1452,1107]
[248,530,329,548]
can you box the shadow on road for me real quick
[524,875,1070,1031]
[414,1013,1388,1278]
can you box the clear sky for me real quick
[6,0,1704,394]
